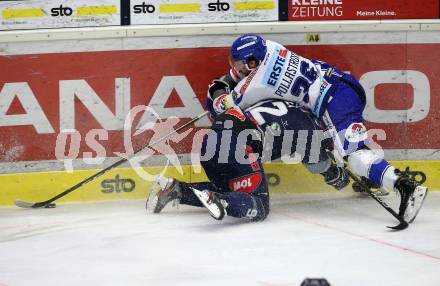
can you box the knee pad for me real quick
[253,195,269,221]
[228,173,269,221]
[347,149,381,177]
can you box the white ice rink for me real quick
[1,192,439,286]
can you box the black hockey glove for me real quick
[207,79,232,118]
[208,79,230,100]
[322,163,350,190]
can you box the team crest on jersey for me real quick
[345,122,368,143]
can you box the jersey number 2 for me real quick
[247,101,288,125]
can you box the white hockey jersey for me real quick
[231,40,330,117]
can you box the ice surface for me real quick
[1,192,439,286]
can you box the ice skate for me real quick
[190,188,227,220]
[146,176,182,213]
[394,169,428,223]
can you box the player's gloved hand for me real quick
[207,79,232,118]
[208,79,230,98]
[321,163,350,190]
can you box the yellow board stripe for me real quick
[2,8,44,19]
[233,1,274,11]
[1,160,439,206]
[0,166,191,206]
[77,5,117,16]
[159,4,201,13]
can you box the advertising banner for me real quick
[287,0,439,21]
[1,42,440,165]
[0,0,120,30]
[131,0,278,24]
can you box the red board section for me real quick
[1,43,440,163]
[288,0,439,21]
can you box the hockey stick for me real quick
[345,168,408,230]
[326,152,408,230]
[15,111,210,209]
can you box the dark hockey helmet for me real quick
[231,34,267,67]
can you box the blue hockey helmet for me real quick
[230,34,267,65]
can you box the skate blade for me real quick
[145,180,160,213]
[405,186,428,223]
[191,188,225,220]
[146,176,176,214]
[146,176,170,213]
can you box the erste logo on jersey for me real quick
[264,49,288,87]
[345,122,368,143]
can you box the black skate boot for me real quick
[190,188,227,220]
[394,168,428,223]
[146,176,182,213]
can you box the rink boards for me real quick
[0,160,439,206]
[1,24,440,205]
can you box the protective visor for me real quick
[228,55,247,72]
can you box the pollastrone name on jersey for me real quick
[275,53,300,97]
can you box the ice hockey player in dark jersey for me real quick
[147,99,341,221]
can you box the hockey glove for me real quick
[322,163,350,190]
[207,79,233,118]
[208,79,230,99]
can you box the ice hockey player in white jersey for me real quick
[206,34,428,223]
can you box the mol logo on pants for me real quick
[229,173,262,193]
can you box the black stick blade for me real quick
[387,220,409,231]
